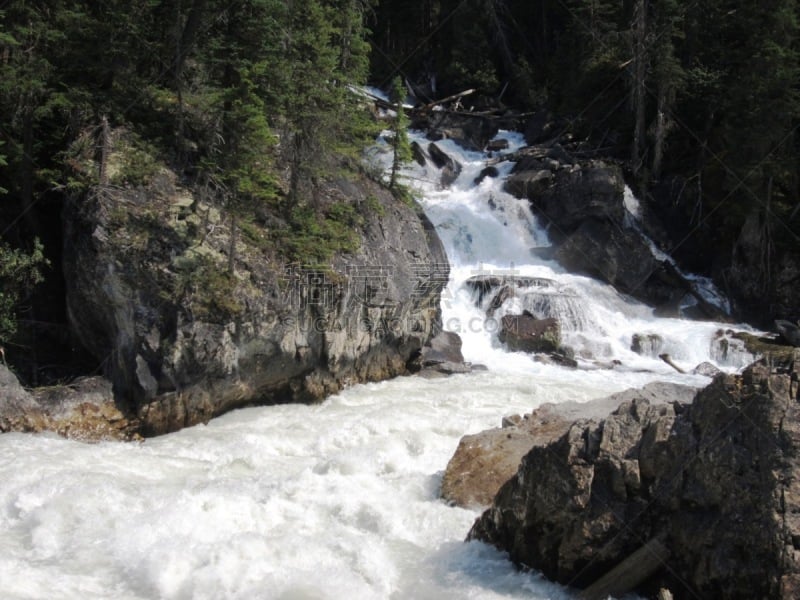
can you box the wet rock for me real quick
[692,361,722,377]
[507,160,625,235]
[498,314,560,354]
[776,320,800,347]
[428,142,462,188]
[474,166,500,185]
[505,170,553,199]
[423,112,499,151]
[410,141,427,166]
[487,139,509,152]
[631,333,664,357]
[468,353,800,599]
[554,219,659,299]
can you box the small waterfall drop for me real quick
[384,128,758,375]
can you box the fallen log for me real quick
[659,353,686,374]
[577,538,671,600]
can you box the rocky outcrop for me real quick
[441,382,697,509]
[468,353,800,599]
[63,162,448,435]
[0,365,139,441]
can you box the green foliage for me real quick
[0,239,48,343]
[173,253,243,321]
[109,134,160,187]
[279,201,363,265]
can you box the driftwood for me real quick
[578,538,671,600]
[413,88,475,113]
[659,353,686,374]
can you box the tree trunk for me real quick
[652,82,667,180]
[631,0,647,178]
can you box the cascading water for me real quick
[0,123,759,600]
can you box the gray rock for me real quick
[428,142,462,188]
[441,382,696,509]
[1,366,139,441]
[498,314,560,354]
[506,160,625,234]
[425,112,499,151]
[63,167,448,435]
[468,353,800,599]
[776,320,800,347]
[692,361,722,377]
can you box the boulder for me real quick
[428,142,462,188]
[506,160,625,236]
[410,330,473,377]
[498,314,560,354]
[1,366,139,441]
[442,382,696,509]
[474,166,499,185]
[423,112,499,151]
[468,352,800,599]
[554,219,659,299]
[410,141,427,166]
[776,320,800,347]
[487,138,509,152]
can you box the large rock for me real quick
[427,142,462,188]
[498,314,561,354]
[420,112,499,151]
[506,160,626,236]
[441,382,697,508]
[63,162,448,435]
[553,219,658,298]
[0,366,139,441]
[468,352,800,599]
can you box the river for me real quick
[0,129,756,599]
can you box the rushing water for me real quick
[0,127,758,599]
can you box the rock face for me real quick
[502,146,730,319]
[468,353,800,599]
[441,382,697,509]
[0,365,139,441]
[63,166,448,435]
[726,212,800,327]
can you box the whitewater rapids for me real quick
[0,128,756,599]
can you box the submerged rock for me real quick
[468,352,800,599]
[498,314,560,354]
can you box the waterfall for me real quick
[392,129,757,373]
